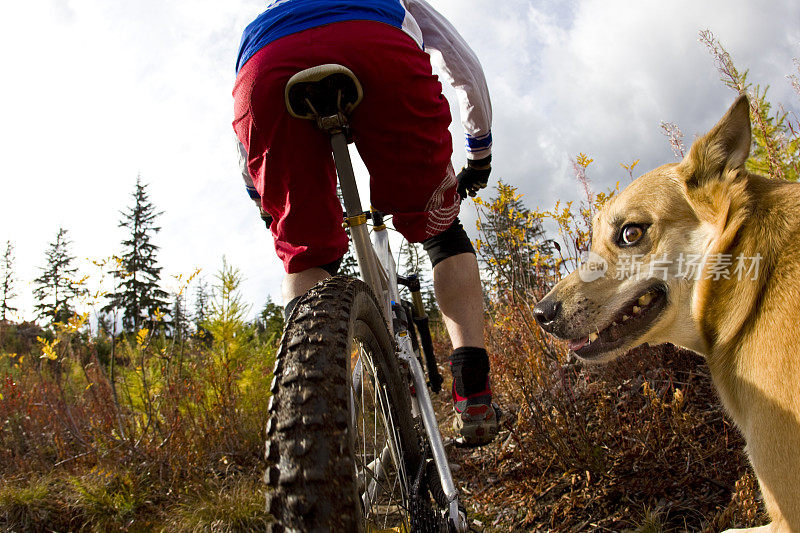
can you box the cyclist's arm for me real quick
[404,0,492,161]
[237,140,274,228]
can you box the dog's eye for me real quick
[619,224,646,246]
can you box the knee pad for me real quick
[422,218,475,268]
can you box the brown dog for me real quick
[534,95,800,532]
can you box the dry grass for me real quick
[0,264,277,530]
[450,342,765,531]
[2,33,795,529]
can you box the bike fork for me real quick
[330,128,466,532]
[397,334,467,532]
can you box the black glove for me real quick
[456,155,492,200]
[260,208,274,229]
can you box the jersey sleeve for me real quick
[404,0,492,160]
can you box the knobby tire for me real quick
[265,276,435,532]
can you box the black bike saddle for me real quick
[285,64,364,120]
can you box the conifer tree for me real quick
[257,295,284,339]
[33,228,82,324]
[476,180,553,296]
[398,240,427,277]
[171,291,188,342]
[104,176,168,332]
[1,241,18,322]
[397,240,438,315]
[334,184,359,277]
[194,276,209,329]
[339,245,359,277]
[207,258,251,376]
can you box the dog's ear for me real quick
[678,94,751,188]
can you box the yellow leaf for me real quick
[136,328,149,347]
[40,338,60,361]
[62,312,89,334]
[577,153,594,168]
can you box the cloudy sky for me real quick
[1,0,798,321]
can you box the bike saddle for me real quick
[285,64,364,121]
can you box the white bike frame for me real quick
[331,131,467,532]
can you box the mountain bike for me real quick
[264,64,469,532]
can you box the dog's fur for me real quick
[535,96,800,532]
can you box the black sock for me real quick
[450,347,490,397]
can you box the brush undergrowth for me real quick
[1,31,797,532]
[0,261,276,531]
[455,29,799,528]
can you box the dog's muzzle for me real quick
[533,298,562,332]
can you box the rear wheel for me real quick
[265,276,434,531]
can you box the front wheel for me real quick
[265,276,433,531]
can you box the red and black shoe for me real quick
[452,381,499,447]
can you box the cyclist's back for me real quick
[236,0,423,74]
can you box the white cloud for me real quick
[1,0,798,321]
[433,0,799,224]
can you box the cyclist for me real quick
[233,0,498,446]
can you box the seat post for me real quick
[330,131,382,295]
[330,132,361,218]
[284,64,381,295]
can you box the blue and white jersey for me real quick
[236,0,492,160]
[236,0,422,73]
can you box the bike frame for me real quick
[330,131,467,532]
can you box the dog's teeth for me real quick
[633,306,642,314]
[588,333,599,343]
[638,293,654,307]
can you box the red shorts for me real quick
[233,20,458,273]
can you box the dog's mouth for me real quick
[568,283,668,360]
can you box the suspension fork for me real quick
[397,333,466,531]
[329,126,466,532]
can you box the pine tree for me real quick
[333,184,359,277]
[339,245,359,277]
[1,241,18,322]
[104,176,169,332]
[171,291,188,342]
[192,276,211,344]
[207,258,251,379]
[194,276,209,329]
[33,228,82,325]
[397,240,438,315]
[476,180,554,297]
[256,295,284,340]
[398,240,427,277]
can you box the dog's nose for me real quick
[533,299,561,328]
